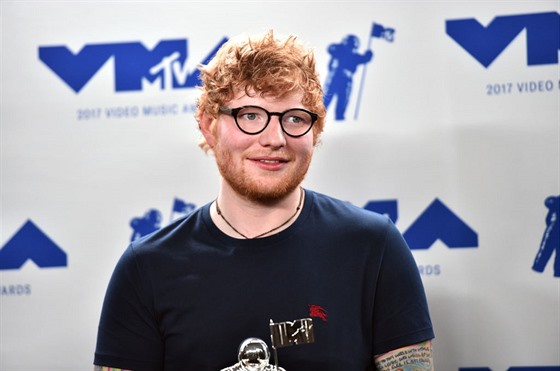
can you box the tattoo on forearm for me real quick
[374,342,433,371]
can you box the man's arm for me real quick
[93,366,132,371]
[374,340,434,371]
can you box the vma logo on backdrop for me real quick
[0,220,67,270]
[446,11,559,68]
[39,38,228,93]
[365,198,478,250]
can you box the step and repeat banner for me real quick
[1,1,559,370]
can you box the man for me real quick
[94,30,434,371]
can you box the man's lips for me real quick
[248,156,289,169]
[253,158,287,163]
[249,154,289,162]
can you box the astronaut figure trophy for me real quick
[221,318,315,371]
[220,338,283,371]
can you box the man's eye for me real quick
[286,115,303,123]
[284,114,310,125]
[239,111,265,121]
[242,113,258,120]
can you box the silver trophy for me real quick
[221,318,314,371]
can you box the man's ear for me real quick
[199,111,217,148]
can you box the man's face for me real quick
[210,91,315,203]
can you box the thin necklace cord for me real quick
[215,187,304,239]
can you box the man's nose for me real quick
[258,115,287,147]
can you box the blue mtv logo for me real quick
[39,38,228,93]
[446,11,559,67]
[364,198,478,249]
[0,220,67,270]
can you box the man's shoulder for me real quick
[305,190,401,251]
[308,189,389,225]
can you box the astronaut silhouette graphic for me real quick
[130,209,162,242]
[323,35,373,121]
[532,195,560,277]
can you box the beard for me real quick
[213,145,312,204]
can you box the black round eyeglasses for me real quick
[219,105,318,138]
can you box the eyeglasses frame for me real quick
[219,105,318,138]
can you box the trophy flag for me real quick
[354,22,396,120]
[269,318,315,349]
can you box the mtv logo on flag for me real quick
[172,198,196,214]
[270,318,315,349]
[371,23,395,42]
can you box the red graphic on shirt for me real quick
[308,304,328,322]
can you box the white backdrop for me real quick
[1,1,559,370]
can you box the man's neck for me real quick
[211,182,304,239]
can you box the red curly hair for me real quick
[195,30,326,152]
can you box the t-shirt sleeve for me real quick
[372,218,435,355]
[94,245,164,371]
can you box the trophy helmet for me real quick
[238,338,270,371]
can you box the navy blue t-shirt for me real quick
[95,189,434,371]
